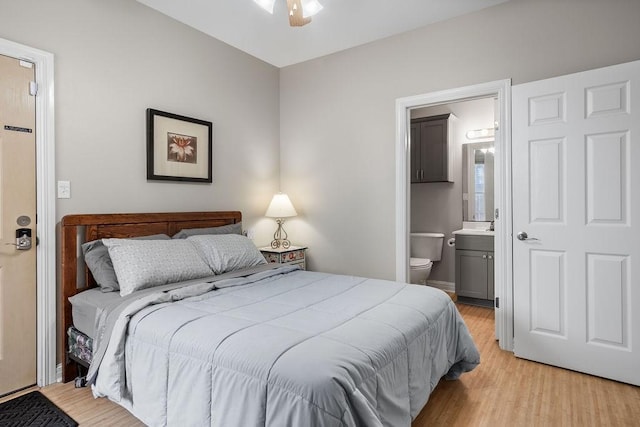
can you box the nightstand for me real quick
[259,246,307,270]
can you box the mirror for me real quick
[462,142,494,221]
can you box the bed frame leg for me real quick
[73,362,88,388]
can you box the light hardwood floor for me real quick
[413,305,640,426]
[4,304,639,426]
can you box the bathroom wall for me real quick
[410,98,494,286]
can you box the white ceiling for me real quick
[137,0,509,68]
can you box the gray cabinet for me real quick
[410,114,453,183]
[455,235,494,307]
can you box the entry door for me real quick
[512,60,640,385]
[0,54,37,396]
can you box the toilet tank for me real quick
[410,233,444,261]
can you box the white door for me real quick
[512,60,640,386]
[0,54,37,396]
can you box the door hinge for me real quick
[494,208,499,220]
[495,297,500,308]
[29,81,38,96]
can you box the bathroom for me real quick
[409,97,495,307]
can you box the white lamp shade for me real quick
[254,0,276,14]
[265,193,298,218]
[301,0,323,18]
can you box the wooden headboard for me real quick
[60,211,242,382]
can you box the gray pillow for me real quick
[187,234,266,274]
[102,238,214,297]
[82,233,171,292]
[172,222,242,239]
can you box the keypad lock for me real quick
[15,228,32,250]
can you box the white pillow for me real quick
[102,238,214,296]
[187,234,266,275]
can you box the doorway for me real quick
[0,53,37,396]
[395,79,513,350]
[0,37,56,388]
[408,98,496,295]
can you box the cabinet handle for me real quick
[416,170,419,180]
[482,254,487,259]
[488,255,493,260]
[421,170,424,180]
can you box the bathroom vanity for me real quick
[455,138,496,307]
[453,229,494,307]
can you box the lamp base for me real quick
[270,239,291,249]
[271,218,291,249]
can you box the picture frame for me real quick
[146,108,213,183]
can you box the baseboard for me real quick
[457,295,495,308]
[426,280,455,293]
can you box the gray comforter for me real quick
[89,265,479,426]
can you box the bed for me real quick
[60,211,480,426]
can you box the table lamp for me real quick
[265,193,297,249]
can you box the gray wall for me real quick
[3,0,640,282]
[280,0,640,279]
[411,98,494,284]
[0,0,281,245]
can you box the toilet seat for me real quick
[410,257,432,269]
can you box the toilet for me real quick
[409,232,444,285]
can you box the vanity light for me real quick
[265,193,298,249]
[466,128,495,140]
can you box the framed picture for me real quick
[146,108,213,183]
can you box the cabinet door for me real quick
[455,249,488,299]
[420,118,448,182]
[410,122,421,183]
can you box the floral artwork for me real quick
[147,108,213,183]
[167,132,197,164]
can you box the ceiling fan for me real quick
[253,0,324,27]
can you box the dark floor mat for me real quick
[0,391,78,427]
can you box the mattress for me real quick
[68,288,122,338]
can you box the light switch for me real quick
[57,181,71,199]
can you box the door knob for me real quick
[517,231,539,241]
